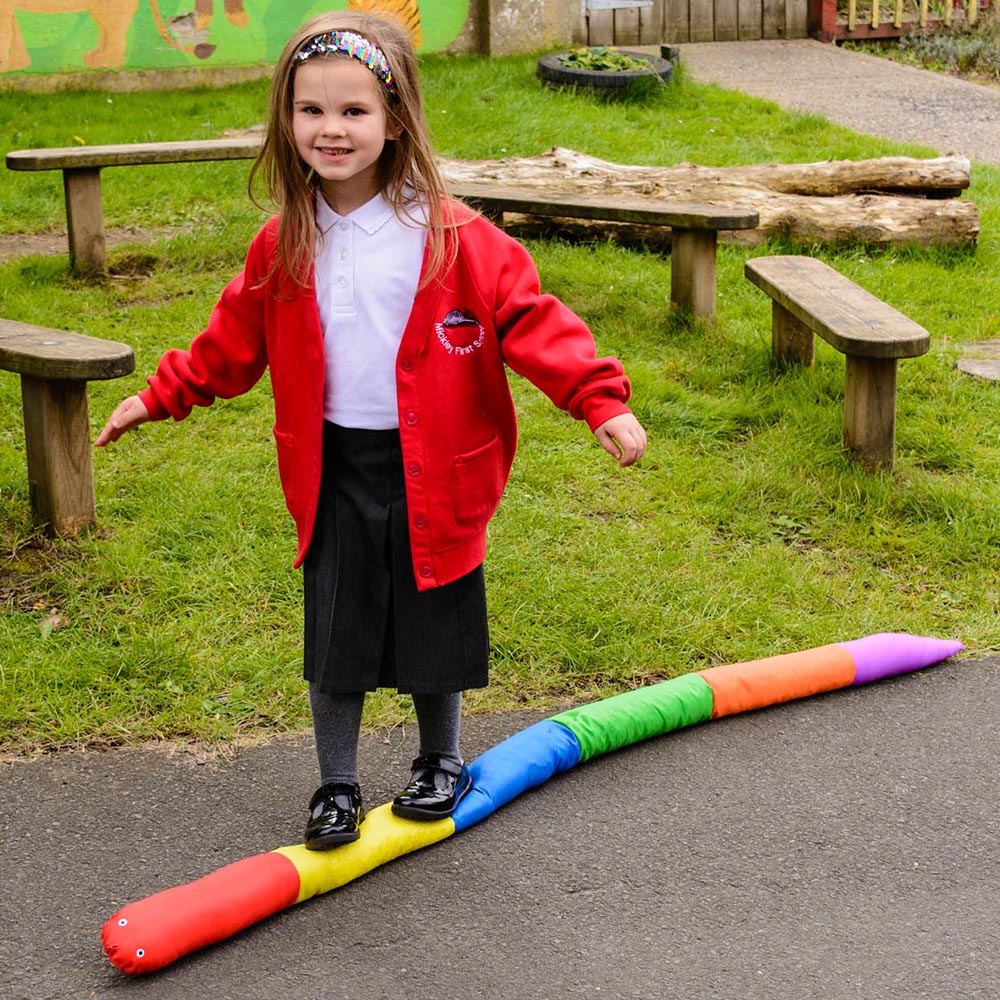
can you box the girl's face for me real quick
[291,57,399,215]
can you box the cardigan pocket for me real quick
[453,434,505,527]
[272,427,299,518]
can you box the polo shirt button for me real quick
[418,564,432,578]
[405,411,418,426]
[400,358,414,372]
[413,515,427,529]
[407,463,422,477]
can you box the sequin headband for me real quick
[295,30,398,99]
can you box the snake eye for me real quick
[118,918,128,926]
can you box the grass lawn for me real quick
[1,54,999,756]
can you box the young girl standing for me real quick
[96,11,647,850]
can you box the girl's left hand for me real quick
[593,413,647,468]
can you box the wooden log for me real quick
[497,197,977,251]
[439,148,979,250]
[439,147,972,198]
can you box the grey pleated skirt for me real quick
[303,422,489,695]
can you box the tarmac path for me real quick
[2,657,998,999]
[2,40,1000,1000]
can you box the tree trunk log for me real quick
[438,148,979,250]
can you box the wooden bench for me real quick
[452,183,758,319]
[0,319,134,534]
[6,141,759,319]
[6,138,261,274]
[744,254,930,469]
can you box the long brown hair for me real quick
[249,11,458,288]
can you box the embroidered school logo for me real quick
[435,309,485,357]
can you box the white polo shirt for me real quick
[314,192,427,429]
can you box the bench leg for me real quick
[843,355,898,470]
[462,197,504,225]
[670,227,717,320]
[20,374,96,535]
[64,167,106,274]
[772,302,815,366]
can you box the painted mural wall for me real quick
[0,0,471,76]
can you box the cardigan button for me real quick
[418,564,432,578]
[404,411,418,426]
[413,515,427,529]
[407,463,422,477]
[400,358,414,372]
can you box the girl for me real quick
[96,11,647,850]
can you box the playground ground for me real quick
[2,38,999,1000]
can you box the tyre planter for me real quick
[536,50,674,91]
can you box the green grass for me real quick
[2,53,999,756]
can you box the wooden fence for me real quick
[582,0,993,42]
[810,0,995,41]
[581,0,809,43]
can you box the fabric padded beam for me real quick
[101,851,301,975]
[276,804,454,902]
[842,633,965,685]
[551,673,715,762]
[100,633,964,976]
[700,644,856,718]
[452,720,581,832]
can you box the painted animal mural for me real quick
[0,0,424,74]
[0,0,249,71]
[1,0,139,71]
[348,0,421,49]
[166,0,250,59]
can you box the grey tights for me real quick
[309,683,462,786]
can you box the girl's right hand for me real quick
[95,396,151,447]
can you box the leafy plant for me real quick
[898,7,1000,80]
[557,47,652,72]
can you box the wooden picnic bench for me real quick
[6,140,759,319]
[744,254,930,470]
[0,318,134,534]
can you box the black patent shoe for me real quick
[304,782,364,850]
[391,754,472,821]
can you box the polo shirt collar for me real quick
[316,191,395,236]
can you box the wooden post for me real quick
[772,301,815,366]
[670,227,717,319]
[63,167,106,274]
[843,355,898,469]
[20,374,96,534]
[475,201,504,225]
[808,0,839,40]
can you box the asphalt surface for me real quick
[2,658,998,999]
[3,41,1000,1000]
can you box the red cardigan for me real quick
[139,207,633,590]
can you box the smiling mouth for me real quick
[319,146,352,156]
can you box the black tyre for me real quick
[536,50,674,90]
